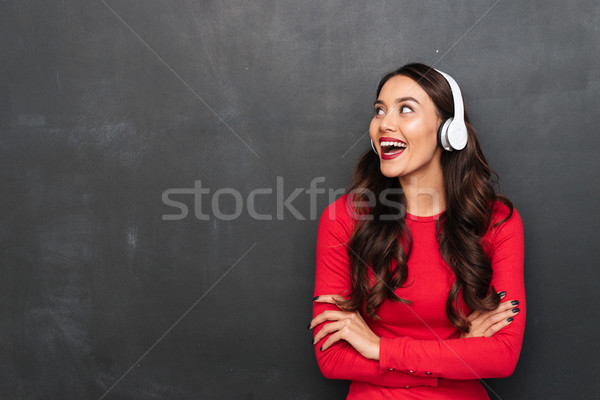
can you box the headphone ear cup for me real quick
[437,119,453,151]
[447,123,468,151]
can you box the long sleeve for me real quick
[378,206,526,380]
[312,197,438,388]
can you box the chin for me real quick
[379,164,402,179]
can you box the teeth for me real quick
[380,141,406,148]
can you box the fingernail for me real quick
[320,346,323,351]
[507,317,514,322]
[313,296,320,301]
[307,323,311,329]
[511,300,519,306]
[512,308,520,313]
[498,291,507,298]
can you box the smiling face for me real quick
[369,75,443,184]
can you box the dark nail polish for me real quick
[498,291,507,298]
[507,317,513,322]
[511,300,519,306]
[307,323,311,329]
[512,308,520,313]
[320,346,323,351]
[313,296,320,301]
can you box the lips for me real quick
[378,137,406,160]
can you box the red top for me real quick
[312,194,525,399]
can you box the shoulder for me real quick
[483,200,524,249]
[490,200,522,229]
[318,194,356,238]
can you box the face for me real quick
[369,75,443,183]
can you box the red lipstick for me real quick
[378,137,406,160]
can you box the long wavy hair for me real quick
[339,63,513,332]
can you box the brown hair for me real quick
[340,63,513,331]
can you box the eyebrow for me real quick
[374,96,421,106]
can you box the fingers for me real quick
[309,310,354,350]
[312,294,345,305]
[309,294,348,331]
[488,299,519,321]
[466,291,506,322]
[308,309,361,350]
[480,299,517,320]
[309,309,355,330]
[482,306,520,337]
[476,298,519,321]
[461,292,521,338]
[320,330,345,351]
[483,305,518,327]
[466,310,482,322]
[312,319,346,344]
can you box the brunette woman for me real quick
[309,63,525,399]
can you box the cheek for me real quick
[368,119,379,141]
[405,118,437,146]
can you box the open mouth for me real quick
[380,139,407,155]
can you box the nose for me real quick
[379,111,397,133]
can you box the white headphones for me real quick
[435,69,468,151]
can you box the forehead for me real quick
[377,75,432,105]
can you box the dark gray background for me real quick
[1,0,599,399]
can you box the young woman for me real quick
[309,63,525,399]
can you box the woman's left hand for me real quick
[309,295,381,360]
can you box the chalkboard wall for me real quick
[1,1,599,399]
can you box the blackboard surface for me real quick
[1,1,599,399]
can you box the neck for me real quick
[399,172,446,217]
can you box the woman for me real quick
[309,63,525,399]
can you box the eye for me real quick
[400,105,413,114]
[374,107,385,116]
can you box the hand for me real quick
[461,292,520,338]
[309,295,381,360]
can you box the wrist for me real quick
[369,336,381,360]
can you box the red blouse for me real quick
[312,194,525,399]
